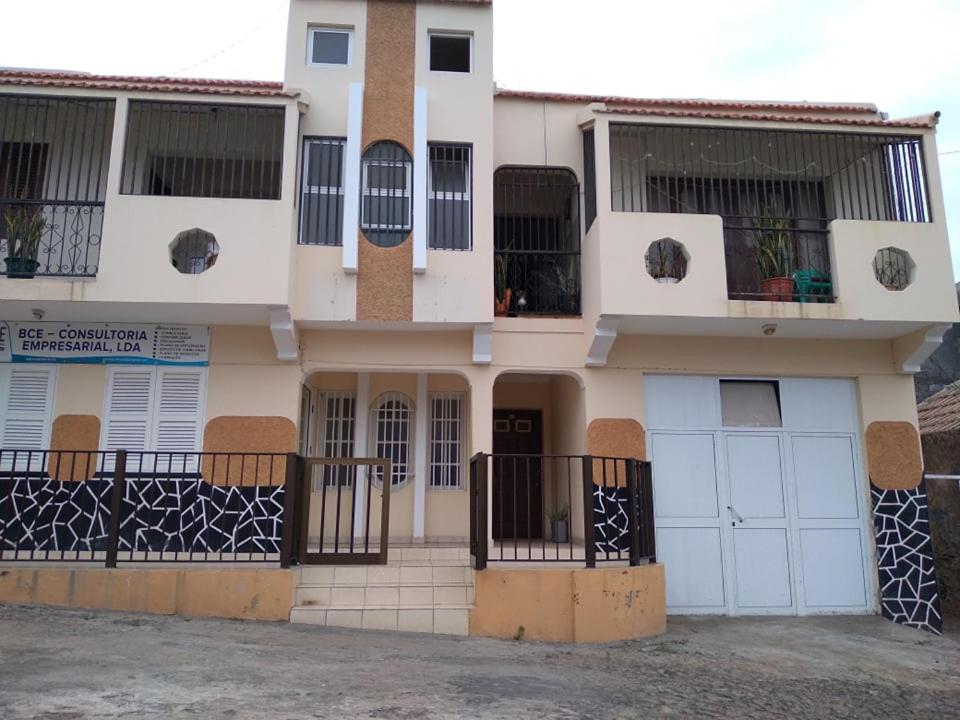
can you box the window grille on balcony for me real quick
[428,143,471,250]
[494,166,582,315]
[300,137,345,245]
[609,124,931,301]
[120,101,285,200]
[0,94,115,277]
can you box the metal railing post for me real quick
[279,453,300,569]
[105,449,127,569]
[478,453,488,570]
[580,455,597,569]
[639,461,656,563]
[625,459,641,566]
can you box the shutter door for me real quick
[153,368,205,471]
[0,366,56,470]
[102,368,155,458]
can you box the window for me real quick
[429,392,464,488]
[308,27,352,66]
[120,102,285,200]
[101,367,206,470]
[361,141,412,247]
[370,392,413,487]
[428,144,471,250]
[0,365,56,471]
[429,33,471,72]
[720,380,782,428]
[170,228,219,274]
[300,138,346,245]
[582,129,597,231]
[315,391,356,489]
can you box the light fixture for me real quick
[762,323,777,336]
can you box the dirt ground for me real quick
[0,605,958,719]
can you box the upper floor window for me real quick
[120,101,284,200]
[308,27,353,66]
[428,143,471,250]
[429,33,471,73]
[361,141,412,247]
[300,137,346,245]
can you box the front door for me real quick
[492,409,544,540]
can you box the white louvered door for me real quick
[102,368,155,460]
[0,365,57,470]
[153,369,206,471]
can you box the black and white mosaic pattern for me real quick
[593,484,630,553]
[871,481,943,635]
[1,477,285,557]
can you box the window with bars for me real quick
[120,101,285,200]
[370,392,413,487]
[429,392,464,489]
[428,144,471,250]
[360,141,412,247]
[315,391,356,489]
[300,137,345,245]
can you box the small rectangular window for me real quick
[428,143,471,250]
[430,392,464,488]
[315,391,356,489]
[429,33,471,73]
[720,380,782,427]
[361,159,412,231]
[300,137,346,245]
[309,28,352,66]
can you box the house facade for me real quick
[0,0,955,639]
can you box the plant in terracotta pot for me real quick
[2,206,46,279]
[751,215,796,301]
[494,251,512,315]
[549,505,569,544]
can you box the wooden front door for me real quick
[492,409,544,540]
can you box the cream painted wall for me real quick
[52,365,106,417]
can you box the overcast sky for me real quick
[3,0,958,278]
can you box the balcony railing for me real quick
[494,249,581,315]
[0,94,115,279]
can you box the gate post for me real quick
[625,459,641,566]
[279,453,301,569]
[581,455,597,569]
[105,449,127,569]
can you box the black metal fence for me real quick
[0,449,290,564]
[120,101,285,200]
[468,453,655,569]
[494,166,581,316]
[0,94,115,278]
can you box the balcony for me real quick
[0,94,115,279]
[493,166,581,316]
[609,123,930,304]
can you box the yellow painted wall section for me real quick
[0,567,295,622]
[469,565,665,643]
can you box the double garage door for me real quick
[646,376,875,615]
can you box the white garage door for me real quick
[646,376,874,616]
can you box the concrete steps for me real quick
[289,546,474,636]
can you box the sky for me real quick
[2,0,958,278]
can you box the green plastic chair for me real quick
[793,269,833,303]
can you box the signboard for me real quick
[0,322,209,366]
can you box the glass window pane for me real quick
[430,35,470,72]
[312,30,350,65]
[720,381,782,427]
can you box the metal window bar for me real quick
[428,143,472,250]
[370,392,414,488]
[493,166,582,315]
[582,128,597,231]
[119,101,284,200]
[873,247,912,290]
[0,94,115,277]
[314,391,356,489]
[429,392,464,488]
[299,137,345,245]
[360,140,412,247]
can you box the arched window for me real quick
[370,392,414,487]
[360,141,413,247]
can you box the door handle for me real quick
[727,505,745,525]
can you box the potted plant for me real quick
[537,255,581,315]
[549,505,569,544]
[751,215,796,301]
[647,240,681,284]
[3,206,46,279]
[494,251,512,315]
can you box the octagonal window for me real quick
[645,237,688,283]
[171,228,219,274]
[873,247,913,291]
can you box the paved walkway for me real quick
[0,605,958,719]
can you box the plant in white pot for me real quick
[3,206,46,279]
[549,505,569,544]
